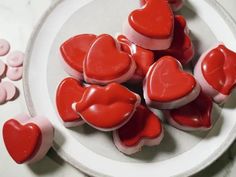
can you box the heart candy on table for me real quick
[144,56,200,109]
[73,83,140,131]
[2,114,54,164]
[164,91,213,131]
[194,44,236,104]
[117,34,154,83]
[60,34,97,79]
[84,34,136,85]
[155,15,194,65]
[113,105,163,155]
[56,77,86,127]
[124,0,174,50]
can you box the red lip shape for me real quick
[117,34,154,82]
[202,45,236,95]
[84,34,136,85]
[194,44,236,104]
[60,34,97,79]
[73,83,140,131]
[129,0,173,38]
[2,114,54,164]
[113,105,163,155]
[56,78,86,127]
[155,15,194,65]
[144,56,200,109]
[166,91,213,131]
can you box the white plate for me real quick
[23,0,236,176]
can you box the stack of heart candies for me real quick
[57,0,236,155]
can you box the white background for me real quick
[0,0,235,176]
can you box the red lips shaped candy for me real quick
[84,34,136,85]
[194,44,236,104]
[56,78,86,127]
[73,83,140,131]
[60,34,97,79]
[123,0,174,50]
[144,56,200,109]
[155,15,194,65]
[165,91,213,131]
[3,114,54,164]
[113,105,163,154]
[117,34,154,83]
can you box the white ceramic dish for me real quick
[23,0,236,176]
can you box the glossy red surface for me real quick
[74,83,139,129]
[60,34,97,73]
[3,119,42,164]
[140,0,183,7]
[155,15,194,65]
[170,91,212,128]
[117,35,154,78]
[84,34,133,80]
[129,0,174,38]
[202,44,236,95]
[56,78,86,123]
[146,56,196,102]
[117,105,162,147]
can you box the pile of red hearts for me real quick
[56,0,236,155]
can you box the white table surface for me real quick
[0,0,235,177]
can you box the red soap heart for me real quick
[169,91,212,129]
[56,78,86,124]
[116,105,163,147]
[155,15,194,65]
[60,34,97,73]
[3,119,42,164]
[202,44,236,95]
[129,0,174,38]
[84,34,134,83]
[146,56,197,102]
[74,83,140,130]
[117,35,154,78]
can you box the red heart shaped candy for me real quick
[155,15,194,65]
[129,0,174,38]
[113,105,163,154]
[144,56,200,109]
[56,77,86,127]
[117,35,154,81]
[167,91,213,131]
[84,34,135,84]
[60,34,97,75]
[3,119,42,164]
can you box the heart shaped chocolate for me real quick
[2,114,53,164]
[144,56,200,109]
[155,15,194,65]
[113,105,163,154]
[129,0,174,38]
[84,34,136,84]
[73,83,140,131]
[117,34,154,81]
[60,34,97,78]
[166,91,213,131]
[56,78,86,127]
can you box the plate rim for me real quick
[22,0,236,176]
